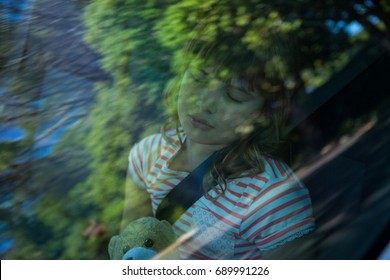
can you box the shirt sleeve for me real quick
[128,134,162,189]
[240,162,315,251]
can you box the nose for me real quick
[198,84,222,114]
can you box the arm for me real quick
[121,171,153,232]
[120,135,161,232]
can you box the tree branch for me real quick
[34,113,86,142]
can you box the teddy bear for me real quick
[108,217,179,260]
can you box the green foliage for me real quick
[154,0,381,93]
[3,0,390,260]
[32,0,174,258]
[83,0,173,87]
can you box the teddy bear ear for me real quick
[108,235,122,260]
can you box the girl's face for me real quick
[177,65,264,147]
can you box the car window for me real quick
[0,0,389,260]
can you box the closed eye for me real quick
[225,88,244,103]
[225,86,256,103]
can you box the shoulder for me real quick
[130,133,163,153]
[127,134,164,188]
[236,156,300,189]
[256,156,305,191]
[127,130,182,174]
[239,157,315,250]
[235,156,311,209]
[262,156,293,180]
[127,129,183,189]
[129,133,172,159]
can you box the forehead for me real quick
[189,61,261,96]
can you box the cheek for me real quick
[178,84,199,109]
[218,107,259,127]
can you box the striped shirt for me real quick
[128,131,315,259]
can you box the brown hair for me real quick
[162,29,293,196]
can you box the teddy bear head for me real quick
[108,217,178,260]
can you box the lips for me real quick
[188,115,214,129]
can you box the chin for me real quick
[184,129,233,146]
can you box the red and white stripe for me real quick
[128,131,315,259]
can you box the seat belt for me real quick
[155,152,218,224]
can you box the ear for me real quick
[108,235,122,260]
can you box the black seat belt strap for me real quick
[155,152,217,224]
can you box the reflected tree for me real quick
[1,0,389,259]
